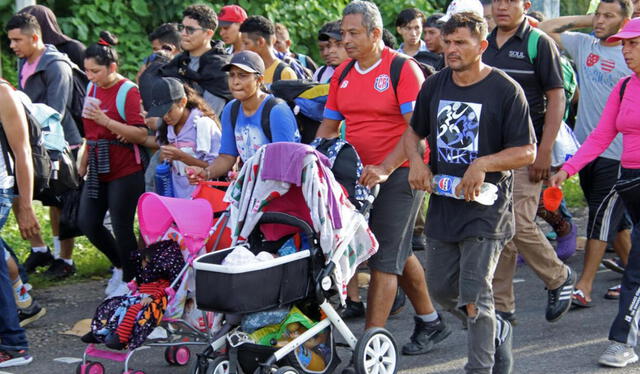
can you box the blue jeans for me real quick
[0,188,28,351]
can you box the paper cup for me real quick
[82,96,102,118]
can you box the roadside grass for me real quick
[4,202,111,289]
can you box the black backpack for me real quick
[337,54,435,94]
[44,57,89,137]
[0,84,51,196]
[229,96,282,143]
[139,53,173,111]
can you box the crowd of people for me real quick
[0,0,638,372]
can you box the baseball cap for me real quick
[607,18,640,43]
[319,21,342,42]
[440,0,484,22]
[218,5,248,27]
[221,50,265,74]
[147,77,186,118]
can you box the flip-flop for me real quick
[571,289,593,308]
[604,284,621,300]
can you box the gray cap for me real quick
[221,50,265,75]
[318,21,341,42]
[147,77,185,118]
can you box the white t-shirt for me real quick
[0,137,15,189]
[561,32,631,161]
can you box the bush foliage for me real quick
[0,0,447,83]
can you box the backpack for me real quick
[230,81,329,144]
[0,82,51,196]
[273,54,313,82]
[44,57,89,137]
[527,28,577,103]
[138,53,172,111]
[337,54,435,96]
[619,76,631,102]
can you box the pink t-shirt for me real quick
[20,54,42,88]
[562,74,640,176]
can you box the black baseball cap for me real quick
[147,77,186,118]
[221,50,265,75]
[318,21,341,42]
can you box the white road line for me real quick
[53,357,83,364]
[514,278,526,284]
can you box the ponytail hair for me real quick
[156,82,221,145]
[84,31,119,66]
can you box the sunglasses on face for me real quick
[178,24,207,35]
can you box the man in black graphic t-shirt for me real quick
[403,12,535,373]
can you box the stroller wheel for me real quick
[76,361,105,374]
[275,366,299,374]
[354,328,398,374]
[208,356,230,374]
[174,345,192,366]
[165,346,177,365]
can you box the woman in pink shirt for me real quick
[550,19,640,368]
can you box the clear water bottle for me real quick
[432,174,498,206]
[155,161,174,197]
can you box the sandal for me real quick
[571,289,592,308]
[604,284,621,300]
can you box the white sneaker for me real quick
[599,342,639,368]
[105,268,123,296]
[106,281,130,299]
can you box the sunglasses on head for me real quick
[178,24,208,35]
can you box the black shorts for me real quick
[368,168,424,275]
[579,157,631,241]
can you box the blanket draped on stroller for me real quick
[224,142,378,304]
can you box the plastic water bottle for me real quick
[155,161,174,197]
[432,174,498,206]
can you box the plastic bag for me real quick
[248,306,316,346]
[551,122,581,167]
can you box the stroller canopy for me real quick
[138,192,213,252]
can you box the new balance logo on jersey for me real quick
[374,74,390,92]
[340,80,349,89]
[509,50,525,59]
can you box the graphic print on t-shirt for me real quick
[235,121,268,162]
[436,100,481,165]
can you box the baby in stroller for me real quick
[82,240,185,350]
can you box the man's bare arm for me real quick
[315,118,341,139]
[539,15,594,49]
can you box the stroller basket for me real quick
[193,248,312,314]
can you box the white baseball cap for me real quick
[440,0,484,22]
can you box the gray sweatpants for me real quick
[426,236,505,373]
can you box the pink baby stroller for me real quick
[77,192,227,374]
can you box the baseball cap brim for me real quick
[222,62,261,74]
[219,20,235,27]
[607,31,640,43]
[147,102,174,119]
[319,31,342,41]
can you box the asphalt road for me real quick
[7,211,635,374]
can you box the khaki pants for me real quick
[492,167,567,313]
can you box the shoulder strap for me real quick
[317,65,328,81]
[260,96,280,143]
[230,100,241,133]
[338,60,357,84]
[527,28,542,64]
[390,54,409,96]
[273,62,287,83]
[116,80,137,122]
[297,54,308,69]
[620,76,631,102]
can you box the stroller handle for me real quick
[258,212,315,236]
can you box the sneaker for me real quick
[598,342,639,368]
[42,259,76,280]
[496,310,517,326]
[0,349,33,368]
[402,315,451,355]
[602,258,625,274]
[18,300,46,327]
[339,298,365,320]
[412,233,427,251]
[546,266,576,322]
[555,223,577,261]
[105,268,123,296]
[493,314,513,374]
[23,249,53,274]
[106,281,130,299]
[390,288,406,315]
